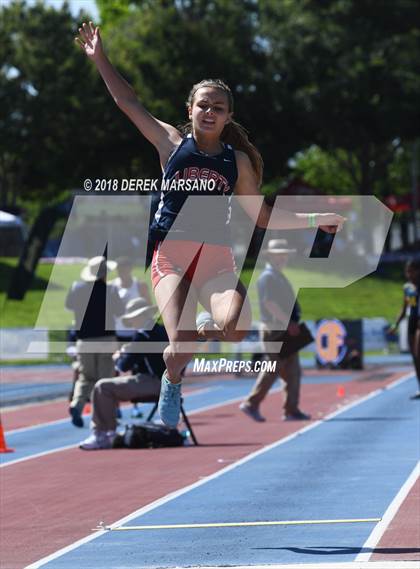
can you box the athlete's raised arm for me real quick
[234,151,345,233]
[75,22,182,163]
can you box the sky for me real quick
[1,0,99,20]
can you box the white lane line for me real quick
[384,372,417,391]
[24,372,415,568]
[183,386,220,397]
[4,386,219,436]
[0,442,83,468]
[1,397,66,413]
[6,417,69,435]
[355,461,420,563]
[172,563,420,569]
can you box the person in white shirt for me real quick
[112,256,152,342]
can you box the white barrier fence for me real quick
[1,329,49,360]
[234,317,408,356]
[0,318,409,360]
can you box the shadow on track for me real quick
[252,546,420,556]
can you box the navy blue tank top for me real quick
[149,134,238,246]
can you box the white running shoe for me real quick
[79,430,115,450]
[196,311,216,341]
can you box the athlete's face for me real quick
[189,87,232,136]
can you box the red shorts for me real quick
[151,240,237,289]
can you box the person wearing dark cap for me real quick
[65,256,125,427]
[79,297,168,450]
[240,239,311,422]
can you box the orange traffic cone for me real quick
[0,418,14,453]
[337,385,346,398]
[83,403,92,415]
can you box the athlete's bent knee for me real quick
[222,320,249,343]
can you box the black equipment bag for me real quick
[113,422,185,449]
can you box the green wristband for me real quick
[308,213,317,228]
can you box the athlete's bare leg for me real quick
[198,272,252,343]
[155,272,252,383]
[154,273,199,383]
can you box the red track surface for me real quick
[371,477,420,563]
[0,369,416,569]
[2,400,69,431]
[1,367,72,384]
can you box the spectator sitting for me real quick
[79,297,168,450]
[66,256,125,427]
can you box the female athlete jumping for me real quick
[76,22,345,427]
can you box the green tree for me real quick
[96,0,132,24]
[3,0,419,222]
[95,0,272,176]
[0,0,132,208]
[259,0,420,196]
[289,145,356,195]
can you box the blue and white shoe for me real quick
[158,371,182,428]
[196,311,216,341]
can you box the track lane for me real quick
[1,371,413,568]
[32,374,419,568]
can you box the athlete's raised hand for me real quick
[73,22,182,163]
[316,213,346,234]
[75,21,103,60]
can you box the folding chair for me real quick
[131,395,198,446]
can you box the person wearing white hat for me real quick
[79,297,168,450]
[240,239,311,422]
[79,255,117,282]
[65,256,125,427]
